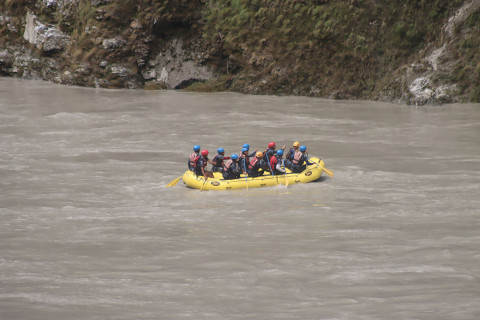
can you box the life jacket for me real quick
[241,152,250,165]
[248,157,260,170]
[194,156,207,169]
[212,154,224,167]
[270,154,279,170]
[189,152,200,167]
[292,150,303,165]
[223,159,234,172]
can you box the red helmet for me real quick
[201,150,209,156]
[268,142,276,149]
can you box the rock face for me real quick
[407,76,455,105]
[23,12,70,52]
[102,37,126,50]
[381,0,480,105]
[0,50,14,68]
[0,0,213,89]
[2,5,213,89]
[0,1,479,104]
[145,38,213,89]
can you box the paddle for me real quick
[283,159,288,187]
[243,158,248,191]
[321,165,334,177]
[199,178,207,191]
[308,157,333,177]
[166,176,182,187]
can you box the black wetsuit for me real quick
[247,157,264,177]
[223,160,241,180]
[211,154,224,172]
[194,156,207,176]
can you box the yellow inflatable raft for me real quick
[182,157,327,191]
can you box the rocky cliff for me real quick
[1,0,480,105]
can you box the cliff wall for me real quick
[1,0,480,105]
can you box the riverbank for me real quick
[1,0,480,105]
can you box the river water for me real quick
[1,77,479,320]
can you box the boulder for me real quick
[43,0,57,8]
[409,77,433,105]
[102,37,126,50]
[23,12,70,52]
[110,64,131,77]
[0,50,14,68]
[91,0,110,6]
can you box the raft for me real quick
[182,157,326,191]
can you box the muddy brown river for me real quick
[1,78,479,320]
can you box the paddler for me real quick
[289,145,313,173]
[194,150,214,179]
[270,150,286,175]
[222,154,241,180]
[262,141,285,170]
[239,143,258,174]
[247,151,265,177]
[188,145,201,171]
[211,147,228,172]
[284,141,300,169]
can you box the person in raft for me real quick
[284,141,300,168]
[223,154,241,180]
[239,143,258,174]
[247,152,265,177]
[194,150,214,179]
[270,149,286,175]
[289,145,314,173]
[188,145,201,171]
[262,141,286,170]
[211,148,229,172]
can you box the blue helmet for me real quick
[299,145,307,152]
[193,145,200,152]
[231,154,239,160]
[242,143,250,149]
[217,147,224,153]
[277,150,284,156]
[242,147,248,153]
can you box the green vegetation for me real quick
[450,9,480,101]
[2,0,480,102]
[201,0,466,98]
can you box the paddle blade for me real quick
[313,158,333,178]
[199,179,207,191]
[323,167,334,177]
[166,176,182,187]
[282,160,288,187]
